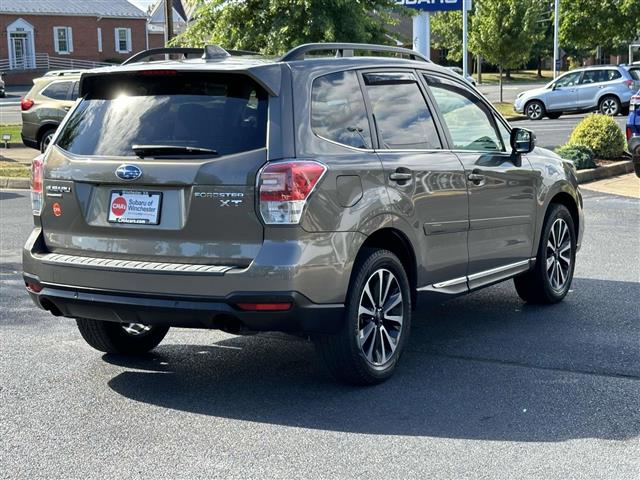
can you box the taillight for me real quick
[258,160,327,224]
[31,154,44,215]
[21,98,34,111]
[623,79,634,89]
[628,126,633,141]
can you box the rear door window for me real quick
[41,81,72,100]
[363,72,441,150]
[56,72,268,157]
[311,70,372,149]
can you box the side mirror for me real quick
[510,127,536,154]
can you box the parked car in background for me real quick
[23,43,584,385]
[21,70,81,152]
[447,66,476,86]
[627,90,640,177]
[0,72,6,98]
[514,65,639,120]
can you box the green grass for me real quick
[479,70,553,85]
[0,124,22,144]
[491,102,526,121]
[0,161,30,178]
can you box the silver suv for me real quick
[515,65,640,120]
[23,44,584,384]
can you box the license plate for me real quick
[108,190,162,225]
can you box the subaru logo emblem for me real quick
[115,164,142,181]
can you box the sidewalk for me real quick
[0,145,37,164]
[581,173,640,199]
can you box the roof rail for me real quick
[123,46,262,65]
[279,43,431,63]
[44,69,84,77]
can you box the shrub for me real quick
[567,114,626,159]
[555,144,597,170]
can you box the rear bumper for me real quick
[23,227,359,333]
[24,275,345,334]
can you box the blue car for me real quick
[627,90,640,176]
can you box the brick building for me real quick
[0,0,147,84]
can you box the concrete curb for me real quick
[0,176,29,189]
[576,161,634,184]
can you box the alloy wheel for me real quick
[121,323,152,336]
[601,98,618,116]
[527,103,543,120]
[356,268,404,366]
[41,133,54,153]
[546,218,572,291]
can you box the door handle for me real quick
[467,172,485,185]
[389,170,412,182]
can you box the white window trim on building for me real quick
[97,28,103,53]
[114,28,132,54]
[53,26,73,55]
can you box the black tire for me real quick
[39,128,56,153]
[599,95,621,116]
[76,318,169,354]
[514,204,576,304]
[525,100,545,120]
[547,112,562,119]
[315,248,412,385]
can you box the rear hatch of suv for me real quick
[39,70,269,268]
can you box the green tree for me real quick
[431,10,473,63]
[560,0,640,54]
[470,0,545,101]
[172,0,407,55]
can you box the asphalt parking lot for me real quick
[1,187,638,479]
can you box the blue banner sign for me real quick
[395,0,469,11]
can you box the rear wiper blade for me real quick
[132,144,219,157]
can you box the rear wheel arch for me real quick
[598,94,621,115]
[356,228,418,307]
[36,123,58,145]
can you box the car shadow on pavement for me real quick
[106,277,640,442]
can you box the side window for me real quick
[581,70,602,84]
[41,81,72,100]
[363,72,441,150]
[71,81,79,99]
[628,68,640,81]
[554,71,582,88]
[311,70,372,149]
[606,70,621,81]
[424,75,503,152]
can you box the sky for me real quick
[128,0,157,13]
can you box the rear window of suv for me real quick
[56,72,268,157]
[41,81,72,100]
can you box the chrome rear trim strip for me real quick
[36,253,234,275]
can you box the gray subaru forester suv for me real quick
[23,44,584,385]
